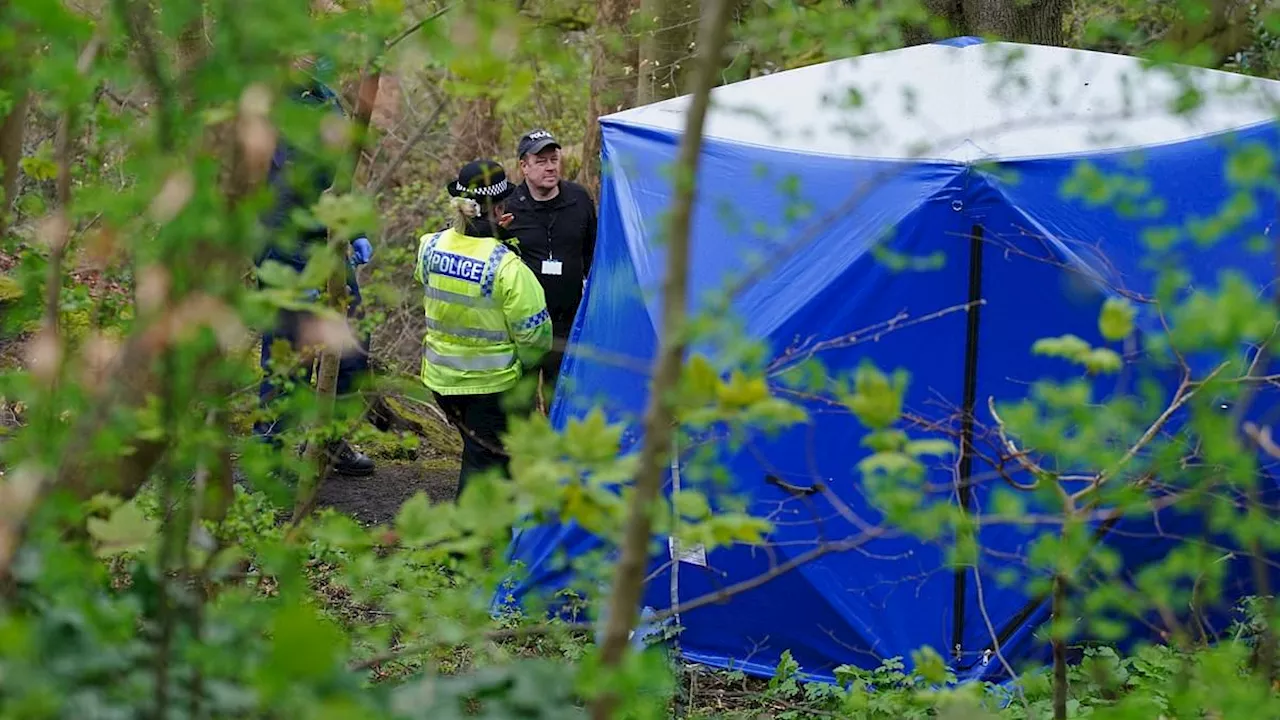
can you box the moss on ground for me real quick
[0,275,22,303]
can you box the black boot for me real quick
[329,439,375,477]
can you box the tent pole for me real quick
[952,223,984,662]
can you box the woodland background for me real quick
[3,0,1280,719]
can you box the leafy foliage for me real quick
[3,0,1280,719]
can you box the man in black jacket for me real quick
[505,129,598,409]
[252,75,375,476]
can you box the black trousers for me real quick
[254,275,369,444]
[433,390,514,500]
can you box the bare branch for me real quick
[1070,362,1228,504]
[44,34,105,334]
[986,396,1047,492]
[384,3,456,53]
[367,98,446,194]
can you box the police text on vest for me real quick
[430,251,486,283]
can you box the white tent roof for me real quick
[603,40,1280,163]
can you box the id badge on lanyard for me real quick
[540,216,562,275]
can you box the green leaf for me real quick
[672,489,711,519]
[85,499,157,557]
[858,451,922,480]
[563,407,622,464]
[843,361,908,430]
[296,245,343,289]
[1032,334,1092,361]
[911,645,949,685]
[716,370,770,409]
[905,438,955,458]
[265,604,344,687]
[1083,347,1124,374]
[862,428,908,453]
[311,192,378,242]
[1098,296,1136,342]
[682,352,721,405]
[255,260,301,289]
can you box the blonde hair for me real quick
[449,195,481,231]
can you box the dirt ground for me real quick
[316,460,459,525]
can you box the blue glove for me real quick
[351,236,373,265]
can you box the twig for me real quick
[113,0,176,152]
[767,300,983,374]
[384,3,456,53]
[367,97,446,194]
[589,4,734,719]
[985,396,1046,492]
[1069,362,1227,504]
[43,34,104,335]
[1244,423,1280,459]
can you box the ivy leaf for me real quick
[1098,296,1136,342]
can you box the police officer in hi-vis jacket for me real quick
[415,159,553,498]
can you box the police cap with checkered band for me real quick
[446,159,514,204]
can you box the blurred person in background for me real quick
[252,55,376,477]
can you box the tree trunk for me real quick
[963,0,1068,45]
[0,0,23,238]
[901,0,1068,47]
[636,0,697,105]
[901,0,967,46]
[1051,573,1069,720]
[0,87,27,239]
[587,1,734,718]
[582,0,640,198]
[448,94,502,169]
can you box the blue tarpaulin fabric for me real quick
[492,38,1280,684]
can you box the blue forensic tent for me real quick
[495,38,1280,683]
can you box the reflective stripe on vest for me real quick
[424,316,508,341]
[425,286,496,308]
[418,231,444,280]
[423,345,514,371]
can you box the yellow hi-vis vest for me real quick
[414,227,553,395]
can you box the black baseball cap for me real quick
[517,129,561,159]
